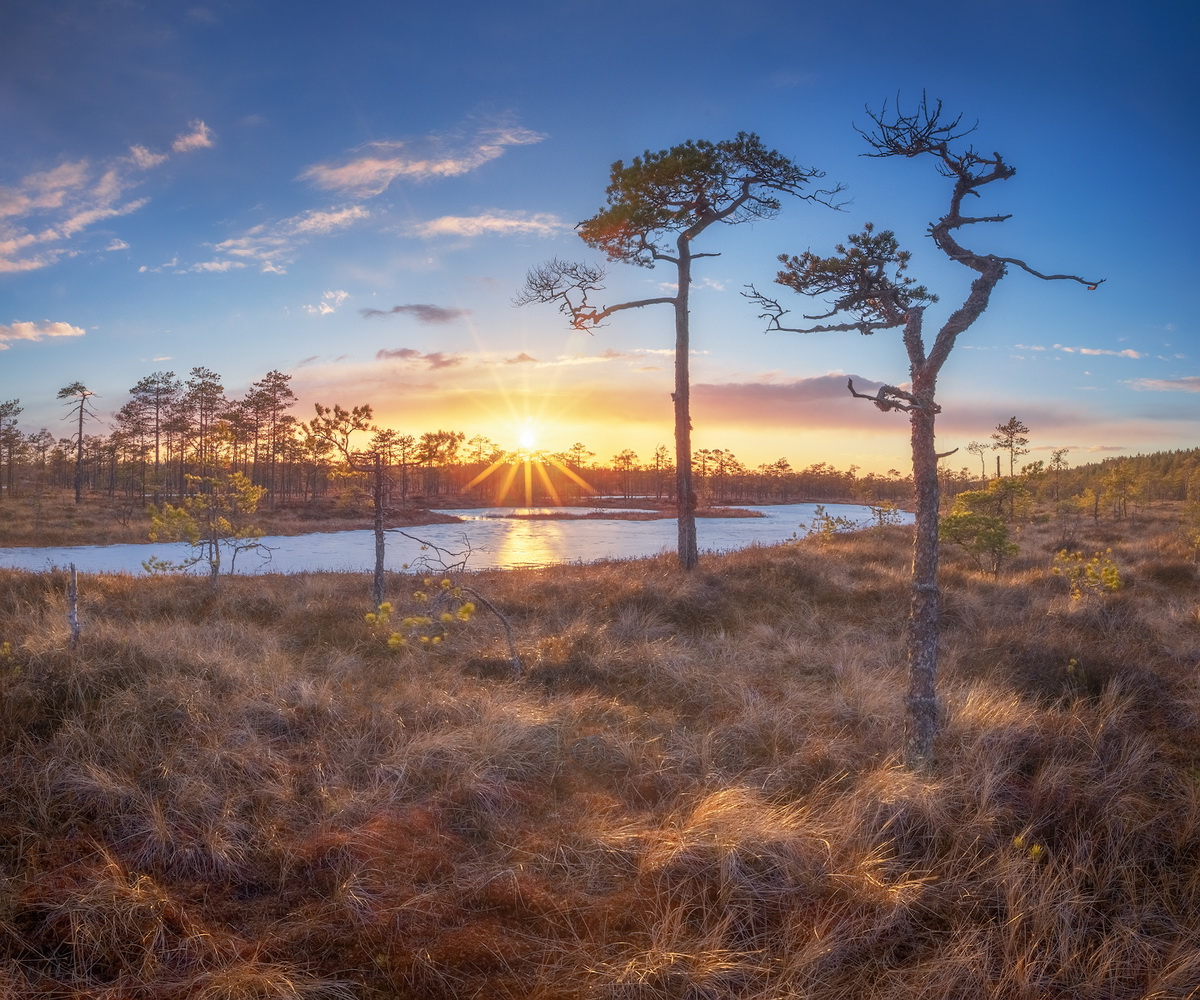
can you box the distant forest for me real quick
[2,367,1195,514]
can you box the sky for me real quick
[2,0,1197,475]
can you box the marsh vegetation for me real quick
[1,511,1198,997]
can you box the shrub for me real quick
[939,509,1018,576]
[796,504,858,544]
[1052,548,1122,600]
[867,501,904,528]
[364,578,477,651]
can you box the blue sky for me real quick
[2,0,1196,474]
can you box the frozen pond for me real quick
[0,503,907,576]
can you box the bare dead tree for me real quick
[516,133,839,570]
[67,563,81,649]
[746,95,1103,767]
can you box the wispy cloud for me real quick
[1054,343,1145,359]
[657,277,726,293]
[301,124,545,197]
[360,303,470,324]
[490,348,627,369]
[375,347,464,369]
[1127,376,1200,392]
[288,207,368,236]
[205,205,370,274]
[138,256,177,274]
[0,320,86,350]
[406,211,563,239]
[190,259,244,272]
[171,120,214,153]
[0,122,210,273]
[157,120,541,275]
[128,146,168,169]
[304,290,349,316]
[637,347,709,358]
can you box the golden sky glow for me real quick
[4,1,1193,473]
[284,342,1200,476]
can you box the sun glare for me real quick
[461,418,594,507]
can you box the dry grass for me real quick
[0,512,1198,997]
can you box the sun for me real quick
[517,423,539,452]
[462,419,594,506]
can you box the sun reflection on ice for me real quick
[494,518,566,569]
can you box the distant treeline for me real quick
[1,368,1195,512]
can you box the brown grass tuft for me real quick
[1,515,1199,997]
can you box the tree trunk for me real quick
[74,402,85,505]
[67,564,81,648]
[673,237,699,570]
[905,374,942,768]
[372,454,386,607]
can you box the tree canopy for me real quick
[518,132,836,569]
[577,132,835,267]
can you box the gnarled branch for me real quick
[744,285,895,336]
[513,258,676,331]
[986,255,1105,288]
[846,377,940,415]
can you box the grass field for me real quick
[1,512,1198,998]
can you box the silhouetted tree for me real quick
[247,370,297,504]
[611,449,639,498]
[651,444,672,500]
[128,371,180,499]
[57,382,98,504]
[747,96,1101,767]
[394,434,417,503]
[562,443,593,469]
[0,399,22,499]
[517,133,838,570]
[965,440,988,482]
[992,416,1031,477]
[416,430,465,496]
[184,367,225,483]
[1049,447,1070,502]
[113,397,151,499]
